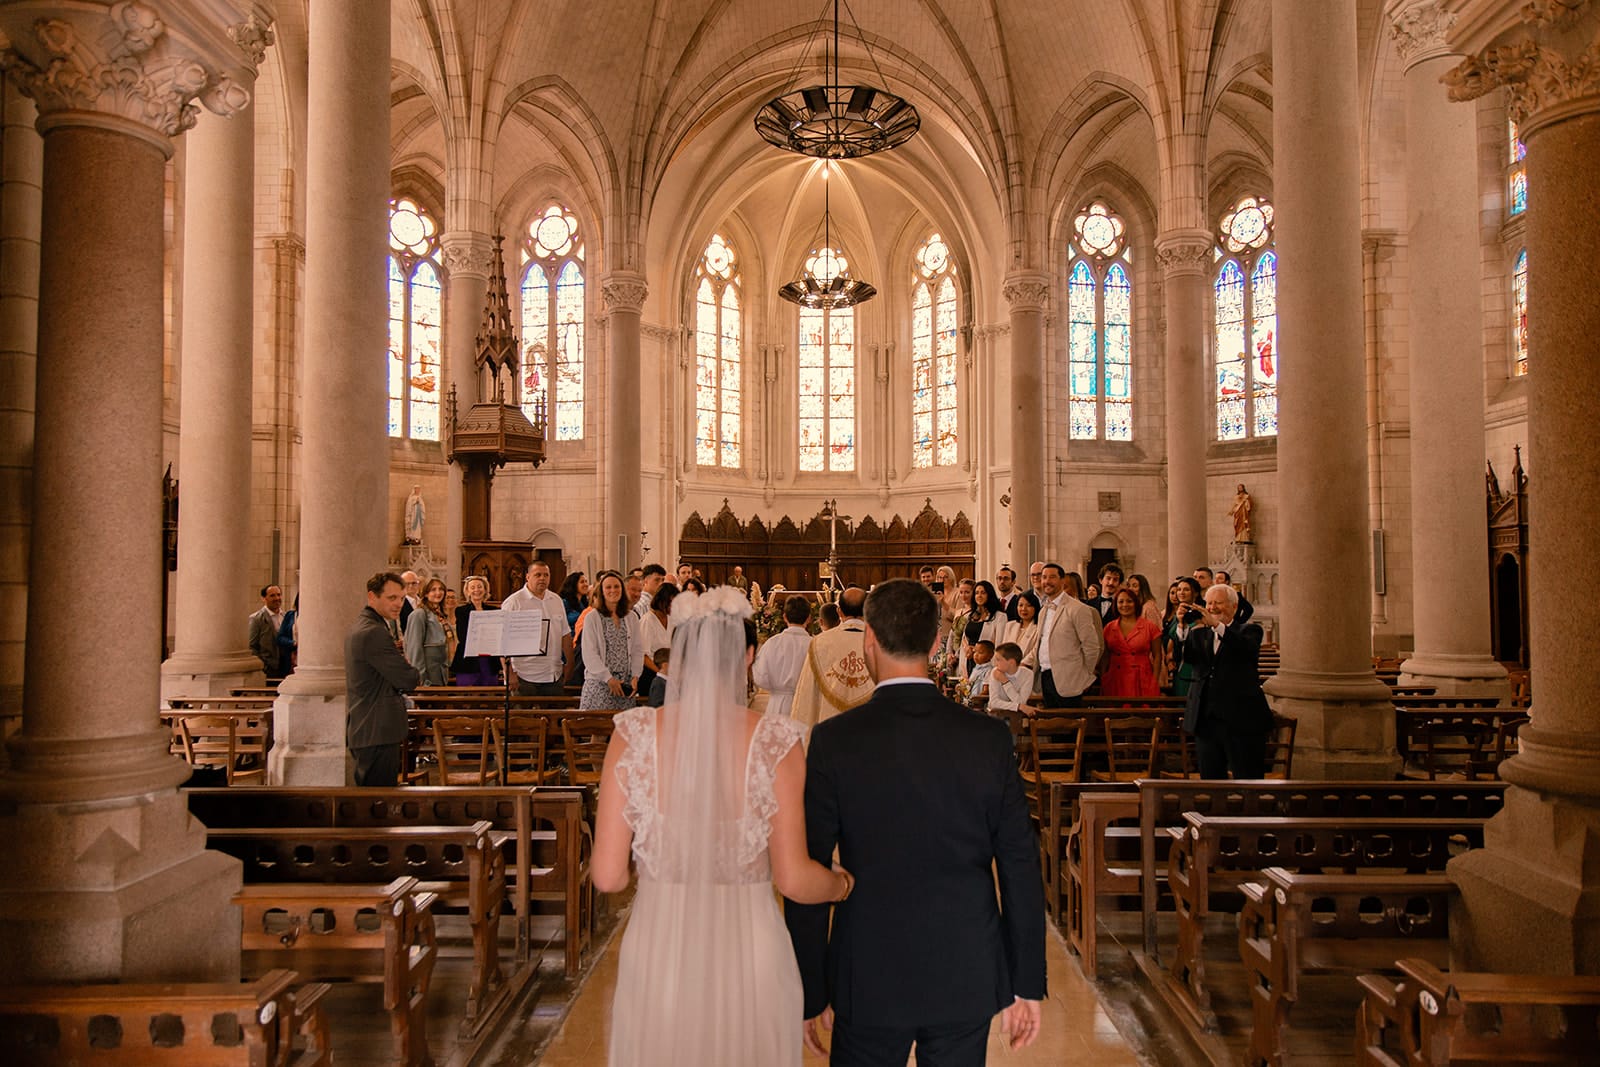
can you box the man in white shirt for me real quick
[502,561,573,695]
[983,642,1035,712]
[752,594,813,719]
[1034,563,1102,708]
[633,563,666,618]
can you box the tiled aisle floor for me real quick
[535,915,1148,1066]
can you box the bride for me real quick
[592,586,852,1066]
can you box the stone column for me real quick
[1156,231,1214,579]
[161,29,268,698]
[0,79,41,759]
[1389,3,1511,698]
[1261,0,1398,778]
[440,232,493,587]
[1004,272,1049,564]
[603,272,647,570]
[1441,0,1600,974]
[0,1,260,982]
[270,0,391,785]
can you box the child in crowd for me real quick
[983,642,1035,713]
[647,647,670,707]
[965,640,995,706]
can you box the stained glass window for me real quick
[386,198,441,441]
[798,264,855,472]
[519,204,585,440]
[1508,119,1527,217]
[1214,195,1278,440]
[1513,248,1528,376]
[1066,202,1133,440]
[693,234,741,468]
[911,233,959,468]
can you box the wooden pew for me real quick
[208,822,503,1030]
[1395,708,1528,780]
[1137,779,1506,960]
[1239,867,1454,1065]
[1356,957,1600,1066]
[1061,788,1142,975]
[187,786,594,978]
[404,705,602,784]
[1163,813,1484,1032]
[0,969,330,1067]
[236,879,435,1067]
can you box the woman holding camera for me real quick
[1162,576,1204,697]
[580,570,643,710]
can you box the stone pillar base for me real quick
[269,667,350,785]
[160,650,266,701]
[1398,652,1511,700]
[1264,670,1400,779]
[1449,784,1600,975]
[0,789,241,983]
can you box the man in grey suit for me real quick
[345,571,420,786]
[248,584,285,678]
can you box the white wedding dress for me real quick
[607,703,807,1067]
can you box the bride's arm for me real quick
[592,733,635,893]
[769,744,852,905]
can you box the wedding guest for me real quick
[559,571,590,628]
[957,580,1006,677]
[1164,576,1204,696]
[1100,588,1162,699]
[637,582,677,699]
[983,642,1035,714]
[452,575,501,686]
[818,602,841,631]
[403,577,452,686]
[580,570,643,711]
[646,647,669,707]
[1002,590,1043,672]
[965,640,996,706]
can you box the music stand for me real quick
[463,611,548,779]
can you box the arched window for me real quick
[911,233,959,467]
[797,246,856,472]
[1214,195,1278,441]
[519,204,585,441]
[694,234,742,468]
[1513,248,1528,376]
[1508,119,1527,218]
[1066,202,1133,441]
[386,198,443,440]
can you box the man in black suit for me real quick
[785,578,1046,1066]
[1178,582,1272,779]
[345,571,421,787]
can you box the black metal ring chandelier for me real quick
[754,0,920,161]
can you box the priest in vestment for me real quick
[790,587,874,732]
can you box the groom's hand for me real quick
[1000,997,1042,1050]
[802,1006,834,1056]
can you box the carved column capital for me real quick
[1155,229,1215,278]
[1389,0,1459,71]
[227,7,273,68]
[0,1,263,146]
[1001,271,1051,313]
[439,231,494,279]
[1444,0,1600,137]
[601,271,649,313]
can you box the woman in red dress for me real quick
[1100,588,1162,699]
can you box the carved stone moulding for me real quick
[1154,228,1215,278]
[0,0,269,144]
[601,271,649,313]
[1443,0,1600,138]
[1001,272,1051,313]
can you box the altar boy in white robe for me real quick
[752,594,813,719]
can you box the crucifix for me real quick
[820,499,850,592]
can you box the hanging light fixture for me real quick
[755,0,919,160]
[780,164,877,309]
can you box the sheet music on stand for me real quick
[463,611,546,658]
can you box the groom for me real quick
[785,578,1046,1065]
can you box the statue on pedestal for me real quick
[404,485,426,545]
[1229,483,1254,544]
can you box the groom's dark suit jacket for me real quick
[785,680,1046,1028]
[1181,618,1273,738]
